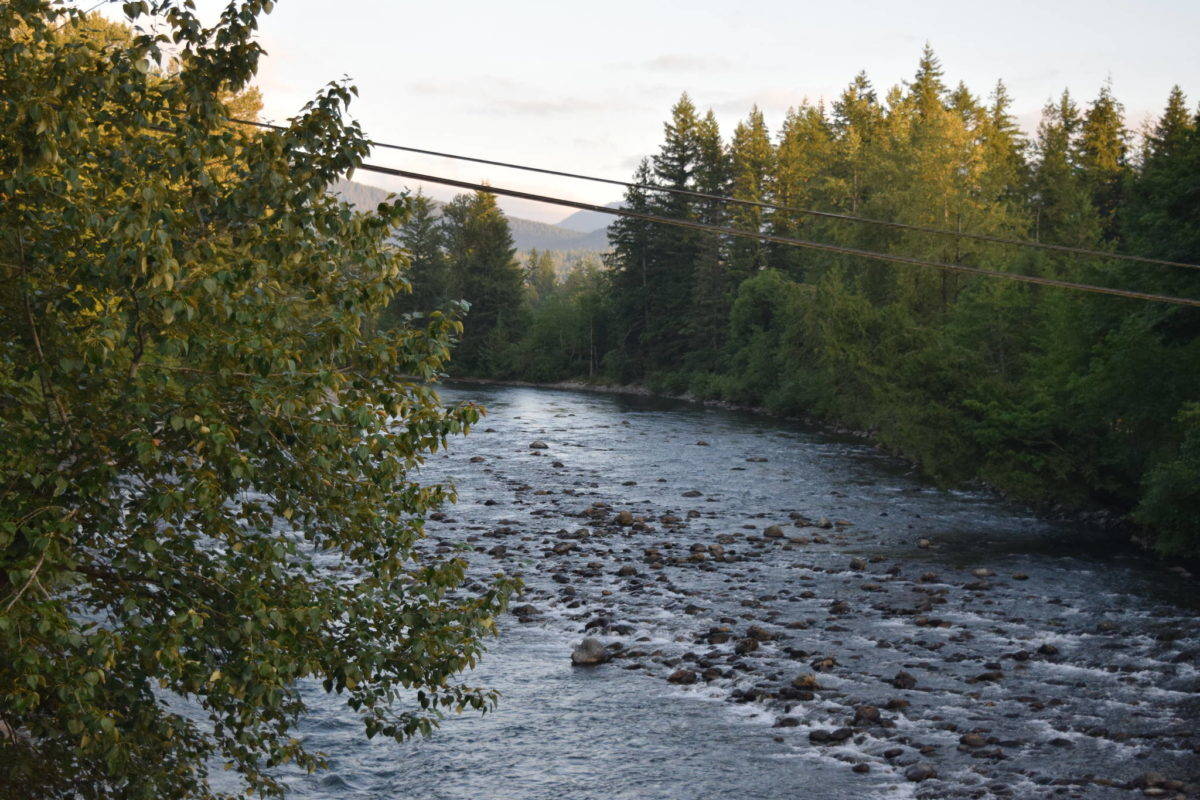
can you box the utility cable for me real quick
[236,117,1200,272]
[351,160,1200,309]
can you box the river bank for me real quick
[444,375,1184,565]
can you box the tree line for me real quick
[408,47,1200,557]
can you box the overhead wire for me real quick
[235,117,1200,272]
[350,160,1200,309]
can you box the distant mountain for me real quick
[331,179,611,253]
[556,202,624,233]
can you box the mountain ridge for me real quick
[332,179,612,253]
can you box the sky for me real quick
[101,0,1200,225]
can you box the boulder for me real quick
[667,668,698,685]
[570,638,610,666]
[809,727,852,744]
[959,733,987,748]
[529,441,549,450]
[791,673,821,690]
[904,763,937,782]
[892,671,918,690]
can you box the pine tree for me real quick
[525,248,558,305]
[770,102,834,279]
[728,106,774,281]
[442,190,524,375]
[1078,82,1130,239]
[688,110,733,362]
[1123,88,1200,299]
[386,191,447,321]
[909,43,948,117]
[1031,91,1101,256]
[606,159,658,379]
[643,95,703,371]
[980,80,1030,209]
[829,72,880,217]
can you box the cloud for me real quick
[483,96,615,116]
[404,77,637,118]
[406,76,524,96]
[632,54,733,73]
[709,89,815,115]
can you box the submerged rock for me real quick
[904,763,937,782]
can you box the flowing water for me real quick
[275,383,1199,799]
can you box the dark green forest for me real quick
[388,48,1200,558]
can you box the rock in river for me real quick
[904,763,937,782]
[667,668,698,685]
[571,637,610,666]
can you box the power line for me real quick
[51,0,113,32]
[352,160,1200,309]
[237,118,1200,273]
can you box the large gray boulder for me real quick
[570,637,610,666]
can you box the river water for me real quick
[276,383,1199,799]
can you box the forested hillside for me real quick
[333,179,609,252]
[406,48,1200,556]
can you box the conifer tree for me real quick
[606,159,658,378]
[1031,91,1102,256]
[728,107,774,281]
[688,110,734,362]
[443,190,524,375]
[644,95,703,371]
[525,248,559,305]
[386,191,447,321]
[770,102,834,279]
[1078,83,1130,240]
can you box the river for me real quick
[274,383,1199,799]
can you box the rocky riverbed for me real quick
[278,383,1199,799]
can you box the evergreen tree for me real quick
[981,80,1030,210]
[386,191,447,321]
[1031,90,1102,255]
[443,190,524,375]
[1123,89,1200,301]
[770,101,834,279]
[829,71,881,217]
[688,110,734,362]
[644,95,703,372]
[909,43,948,116]
[1078,83,1130,239]
[728,106,774,281]
[525,248,559,305]
[607,159,658,379]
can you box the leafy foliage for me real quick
[0,3,511,797]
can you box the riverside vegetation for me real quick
[1,3,512,798]
[386,49,1200,559]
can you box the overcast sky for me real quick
[102,0,1200,224]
